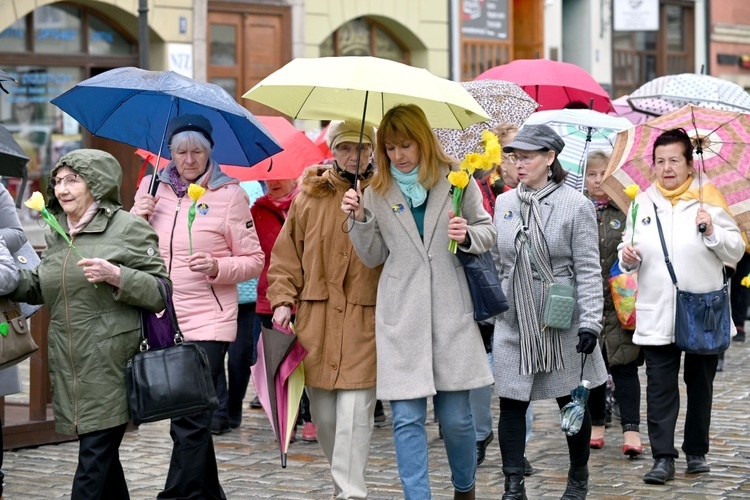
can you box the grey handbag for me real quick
[11,241,43,319]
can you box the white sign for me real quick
[614,0,659,32]
[168,43,193,78]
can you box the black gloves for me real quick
[576,329,598,354]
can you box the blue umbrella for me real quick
[50,67,282,173]
[559,354,591,437]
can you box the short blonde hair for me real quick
[587,150,610,168]
[492,122,519,147]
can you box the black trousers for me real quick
[588,349,641,432]
[71,423,129,500]
[642,343,718,459]
[499,395,591,477]
[730,253,750,326]
[216,303,257,423]
[158,341,228,500]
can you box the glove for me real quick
[576,329,598,354]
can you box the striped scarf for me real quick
[513,180,565,375]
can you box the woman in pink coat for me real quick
[132,114,264,500]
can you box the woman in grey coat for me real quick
[492,125,607,500]
[342,104,495,500]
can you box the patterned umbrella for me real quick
[434,79,538,160]
[627,74,750,117]
[601,104,750,235]
[608,95,651,125]
[523,109,632,191]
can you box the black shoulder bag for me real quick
[653,204,730,354]
[125,279,219,425]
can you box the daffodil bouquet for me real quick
[187,183,206,254]
[24,191,85,260]
[447,130,502,253]
[624,184,640,247]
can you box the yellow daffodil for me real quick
[624,184,639,200]
[24,191,45,212]
[481,129,498,145]
[188,183,206,201]
[448,170,470,189]
[461,152,484,173]
[742,275,750,288]
[484,143,502,168]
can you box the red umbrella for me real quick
[314,124,333,161]
[135,115,324,183]
[475,59,613,113]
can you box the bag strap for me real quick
[652,203,679,287]
[652,203,728,289]
[139,277,183,351]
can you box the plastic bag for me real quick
[609,259,637,330]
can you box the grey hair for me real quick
[169,130,213,156]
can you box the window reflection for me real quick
[210,25,237,65]
[89,14,134,55]
[320,18,407,63]
[34,4,83,54]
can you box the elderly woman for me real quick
[268,120,382,499]
[619,128,744,485]
[342,104,495,500]
[132,114,264,499]
[9,149,169,499]
[491,124,608,500]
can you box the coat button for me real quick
[428,255,432,261]
[331,363,338,370]
[342,252,348,258]
[335,307,343,313]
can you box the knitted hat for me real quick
[167,114,214,147]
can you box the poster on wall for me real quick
[462,0,509,40]
[614,0,659,32]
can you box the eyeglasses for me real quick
[508,153,543,165]
[49,173,82,189]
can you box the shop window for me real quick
[34,4,83,54]
[0,19,27,53]
[89,13,135,55]
[320,18,408,63]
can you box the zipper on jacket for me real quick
[62,241,80,432]
[210,286,224,311]
[167,197,183,275]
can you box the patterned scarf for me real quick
[513,180,565,375]
[591,198,610,221]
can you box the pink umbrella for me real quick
[252,322,307,468]
[609,95,650,125]
[475,59,614,113]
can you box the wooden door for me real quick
[513,0,543,60]
[208,3,291,116]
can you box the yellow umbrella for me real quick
[243,56,489,130]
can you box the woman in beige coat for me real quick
[268,120,383,500]
[342,104,495,500]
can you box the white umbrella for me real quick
[522,109,632,191]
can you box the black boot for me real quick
[454,485,475,500]
[560,465,588,499]
[501,475,527,500]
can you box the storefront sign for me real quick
[614,0,659,32]
[168,43,193,78]
[462,0,509,40]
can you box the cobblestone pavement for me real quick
[3,340,749,499]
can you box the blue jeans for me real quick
[470,352,493,441]
[391,391,476,499]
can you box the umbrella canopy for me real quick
[523,109,632,190]
[475,59,614,113]
[253,324,306,468]
[135,116,324,182]
[50,67,282,168]
[627,74,750,117]
[0,68,16,94]
[601,104,750,236]
[0,124,30,178]
[314,124,333,161]
[434,79,538,160]
[243,56,490,130]
[609,95,651,125]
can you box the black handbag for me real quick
[125,280,219,425]
[653,205,731,355]
[456,249,509,321]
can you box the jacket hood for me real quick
[301,164,373,198]
[157,158,238,191]
[47,149,122,214]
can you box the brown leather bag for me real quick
[0,298,39,370]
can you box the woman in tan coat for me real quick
[268,120,382,500]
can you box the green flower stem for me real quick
[629,202,639,247]
[449,187,465,254]
[188,201,197,255]
[41,208,96,287]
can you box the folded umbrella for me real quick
[252,323,307,468]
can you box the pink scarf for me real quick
[268,185,301,217]
[68,202,100,236]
